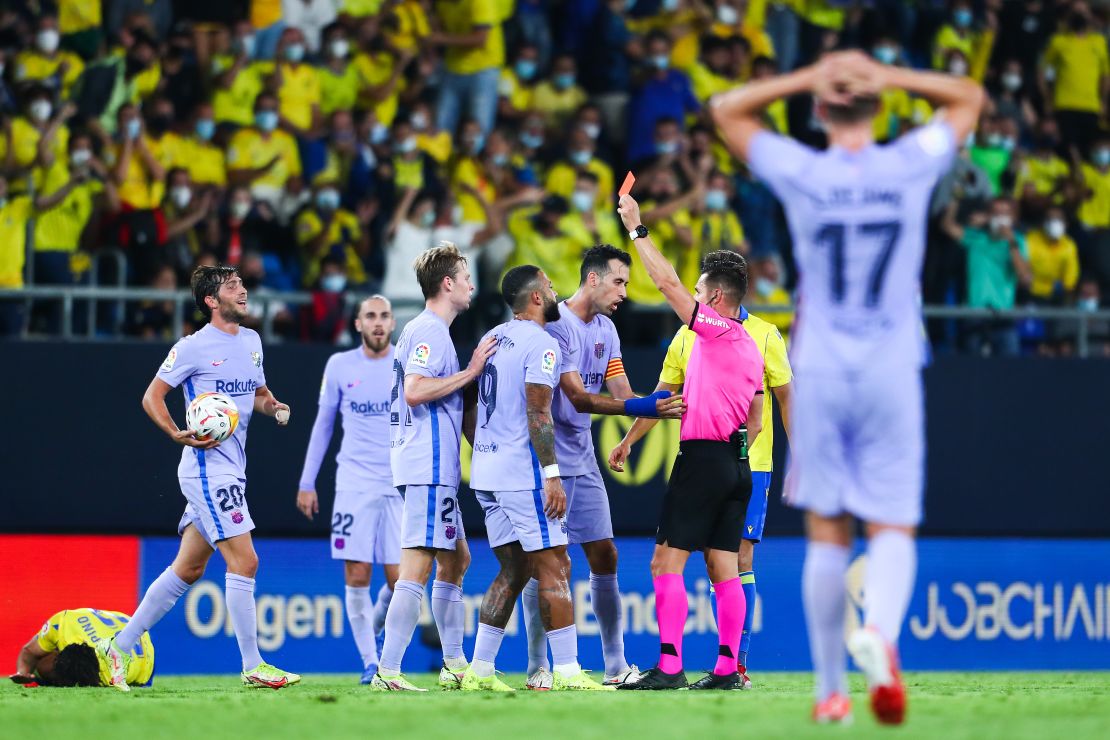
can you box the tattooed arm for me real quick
[525,382,566,519]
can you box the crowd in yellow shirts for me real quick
[0,0,1106,353]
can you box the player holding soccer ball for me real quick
[98,265,298,691]
[296,295,401,684]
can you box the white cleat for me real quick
[603,665,643,687]
[96,637,131,692]
[525,667,553,691]
[369,672,428,692]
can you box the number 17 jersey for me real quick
[748,121,956,373]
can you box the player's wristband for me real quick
[542,464,561,479]
[624,390,672,418]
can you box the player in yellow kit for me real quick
[11,608,154,689]
[609,250,792,689]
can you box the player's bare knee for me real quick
[344,561,372,588]
[435,549,469,584]
[583,539,618,575]
[738,540,755,571]
[228,551,259,578]
[172,561,206,584]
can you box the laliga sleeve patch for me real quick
[917,124,949,157]
[541,349,557,375]
[411,342,432,367]
[161,347,177,372]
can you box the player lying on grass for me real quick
[12,608,154,688]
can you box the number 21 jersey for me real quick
[748,121,956,373]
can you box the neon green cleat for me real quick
[241,662,299,689]
[439,661,468,689]
[96,637,131,692]
[369,672,428,692]
[552,668,616,691]
[460,666,515,692]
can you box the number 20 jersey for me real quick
[748,121,956,373]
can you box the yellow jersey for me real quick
[1043,32,1110,114]
[226,128,302,191]
[1078,163,1110,229]
[0,118,68,192]
[58,0,102,34]
[1026,231,1080,298]
[530,81,587,128]
[34,161,104,251]
[435,0,504,74]
[294,208,368,287]
[504,207,583,298]
[276,63,321,131]
[660,310,791,472]
[318,62,361,116]
[0,196,32,287]
[353,51,406,126]
[36,608,154,687]
[183,139,227,187]
[626,202,690,306]
[14,50,85,96]
[545,159,614,210]
[498,68,534,114]
[211,57,267,127]
[1014,155,1070,199]
[387,0,432,52]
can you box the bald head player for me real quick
[614,196,765,691]
[710,51,984,723]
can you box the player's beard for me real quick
[542,294,560,322]
[217,299,248,324]
[362,331,389,353]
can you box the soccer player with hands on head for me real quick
[711,49,983,723]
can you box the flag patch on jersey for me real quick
[541,349,557,375]
[412,343,431,367]
[161,348,177,371]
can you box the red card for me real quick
[618,171,636,198]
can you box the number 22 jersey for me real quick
[747,121,956,373]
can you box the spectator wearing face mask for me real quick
[498,43,540,122]
[226,92,303,208]
[211,21,268,129]
[504,193,581,296]
[1026,206,1080,305]
[296,177,371,288]
[668,0,773,78]
[531,53,588,129]
[870,35,913,141]
[104,103,166,210]
[626,32,699,165]
[678,36,738,106]
[410,101,451,165]
[352,23,414,129]
[183,102,226,188]
[73,28,159,138]
[269,27,323,138]
[160,167,217,278]
[215,188,293,279]
[689,169,747,288]
[992,58,1038,138]
[1041,2,1109,160]
[31,131,119,334]
[301,254,351,343]
[142,96,189,184]
[749,255,793,335]
[625,167,698,307]
[1,85,72,193]
[283,0,338,53]
[580,0,636,145]
[933,1,993,72]
[15,16,85,97]
[941,196,1030,356]
[317,23,362,118]
[383,190,442,309]
[969,116,1017,196]
[304,110,360,188]
[545,127,614,211]
[559,170,624,250]
[1075,138,1110,294]
[387,117,435,199]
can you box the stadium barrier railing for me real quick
[3,286,1110,356]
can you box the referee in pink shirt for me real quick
[616,195,765,691]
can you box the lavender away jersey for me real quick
[470,319,561,491]
[748,121,957,372]
[390,310,463,487]
[547,302,622,476]
[319,346,395,490]
[156,324,266,480]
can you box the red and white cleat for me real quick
[737,665,752,690]
[848,627,907,725]
[812,692,853,724]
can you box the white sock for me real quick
[802,541,850,701]
[345,586,377,669]
[864,530,917,644]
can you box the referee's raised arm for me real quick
[616,194,696,323]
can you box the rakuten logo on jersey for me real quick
[349,400,390,416]
[215,379,259,395]
[695,312,730,329]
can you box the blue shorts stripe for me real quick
[528,445,542,490]
[425,485,436,547]
[531,488,551,549]
[185,379,224,540]
[429,403,441,485]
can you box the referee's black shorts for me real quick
[656,439,752,553]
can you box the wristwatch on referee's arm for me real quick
[629,224,649,240]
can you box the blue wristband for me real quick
[624,390,672,418]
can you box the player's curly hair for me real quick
[51,644,102,687]
[191,264,239,318]
[413,242,468,299]
[701,250,749,304]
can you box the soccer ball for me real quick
[187,392,240,442]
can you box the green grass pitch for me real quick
[4,672,1109,739]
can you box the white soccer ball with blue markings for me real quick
[186,392,240,442]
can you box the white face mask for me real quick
[716,4,739,25]
[989,215,1012,234]
[411,112,428,131]
[36,29,60,54]
[231,200,251,220]
[949,59,969,77]
[171,185,192,209]
[29,99,52,123]
[1045,219,1066,240]
[329,39,350,59]
[1001,72,1022,91]
[70,149,92,167]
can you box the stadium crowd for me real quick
[0,0,1108,354]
